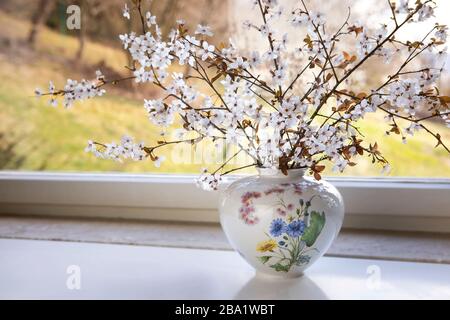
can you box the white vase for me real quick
[219,168,344,278]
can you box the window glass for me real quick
[0,0,448,177]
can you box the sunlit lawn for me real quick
[0,10,449,178]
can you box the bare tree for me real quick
[75,0,85,60]
[27,0,57,46]
[74,0,125,61]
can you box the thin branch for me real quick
[213,149,243,174]
[220,163,257,175]
[388,0,399,27]
[282,54,318,99]
[136,0,147,34]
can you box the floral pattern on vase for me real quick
[255,195,326,273]
[238,183,304,225]
[239,191,262,225]
[237,184,327,273]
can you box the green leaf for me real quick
[270,263,290,272]
[301,211,326,247]
[257,256,272,264]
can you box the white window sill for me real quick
[1,237,450,299]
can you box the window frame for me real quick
[0,171,449,233]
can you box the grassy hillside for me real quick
[0,10,449,177]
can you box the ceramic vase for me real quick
[219,168,344,277]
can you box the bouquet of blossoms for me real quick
[36,0,449,190]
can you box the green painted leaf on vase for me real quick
[301,211,326,247]
[270,263,290,272]
[257,256,272,264]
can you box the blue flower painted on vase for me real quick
[250,189,326,273]
[286,220,306,238]
[269,218,286,237]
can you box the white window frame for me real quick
[0,171,449,233]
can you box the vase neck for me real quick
[257,168,306,179]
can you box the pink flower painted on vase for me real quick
[239,191,261,225]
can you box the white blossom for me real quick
[374,24,388,43]
[154,155,166,168]
[134,67,153,83]
[263,0,278,8]
[199,41,215,61]
[280,33,288,49]
[46,76,106,109]
[85,140,96,153]
[397,0,409,14]
[435,27,448,43]
[259,23,272,37]
[95,70,105,81]
[381,164,391,174]
[291,11,309,27]
[123,3,130,20]
[417,4,434,21]
[34,88,42,97]
[146,11,156,27]
[144,99,175,127]
[229,57,249,70]
[196,169,222,191]
[356,31,375,58]
[332,157,348,173]
[242,20,253,30]
[263,50,278,61]
[405,122,421,136]
[269,6,283,20]
[195,24,213,37]
[310,12,325,26]
[249,51,261,67]
[86,135,146,162]
[48,81,55,94]
[49,98,57,107]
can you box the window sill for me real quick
[1,236,450,299]
[1,214,450,265]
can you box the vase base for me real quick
[255,270,304,279]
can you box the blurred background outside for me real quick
[0,0,449,177]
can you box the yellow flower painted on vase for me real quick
[256,239,277,252]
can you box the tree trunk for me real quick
[75,1,86,61]
[158,0,177,34]
[27,0,57,47]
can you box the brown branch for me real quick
[282,54,318,99]
[136,0,147,34]
[378,106,450,153]
[212,149,243,174]
[220,163,257,176]
[256,0,283,97]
